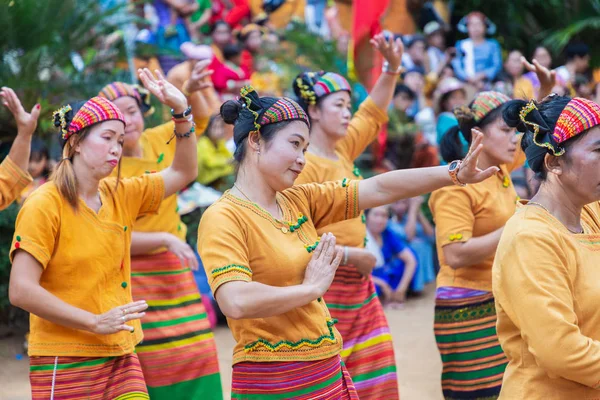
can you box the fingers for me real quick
[331,247,343,269]
[464,143,484,167]
[194,59,211,72]
[321,234,337,263]
[188,253,200,271]
[476,166,500,181]
[124,312,146,322]
[30,103,41,121]
[116,324,135,332]
[311,234,326,259]
[155,69,167,82]
[120,300,148,314]
[521,56,536,72]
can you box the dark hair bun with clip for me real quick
[502,99,529,132]
[220,100,242,125]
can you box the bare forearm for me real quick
[131,231,170,255]
[216,281,320,319]
[202,87,222,114]
[369,72,398,111]
[8,132,33,172]
[418,212,435,237]
[161,119,198,197]
[396,259,416,292]
[359,167,452,210]
[444,227,504,269]
[405,208,419,240]
[188,89,212,120]
[10,281,94,332]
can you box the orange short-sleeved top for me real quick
[115,119,207,251]
[295,97,388,248]
[0,155,33,210]
[197,179,360,365]
[429,164,520,292]
[493,202,600,399]
[10,174,165,357]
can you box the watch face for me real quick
[448,161,459,171]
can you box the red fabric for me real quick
[225,0,251,29]
[212,62,247,94]
[240,50,254,77]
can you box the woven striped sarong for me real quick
[434,290,508,399]
[231,355,359,399]
[30,353,148,399]
[131,251,222,399]
[324,265,399,399]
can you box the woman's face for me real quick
[28,154,48,178]
[443,89,467,112]
[245,31,262,52]
[480,115,519,166]
[505,50,524,78]
[390,199,409,219]
[310,91,352,140]
[74,120,124,179]
[467,16,486,39]
[366,206,390,235]
[212,24,231,47]
[113,96,145,154]
[556,126,600,205]
[257,121,309,191]
[404,72,424,94]
[533,47,552,69]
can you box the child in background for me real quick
[196,114,234,189]
[365,205,418,308]
[20,137,52,202]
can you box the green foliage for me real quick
[0,0,138,139]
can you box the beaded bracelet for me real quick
[172,114,193,124]
[166,122,195,144]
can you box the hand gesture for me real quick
[302,233,343,297]
[1,87,40,138]
[409,196,424,209]
[184,60,215,94]
[165,234,200,271]
[456,129,500,184]
[521,57,556,101]
[138,68,188,113]
[370,32,403,71]
[92,300,148,334]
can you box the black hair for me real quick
[532,45,550,59]
[209,20,230,35]
[220,99,292,164]
[503,96,580,180]
[406,35,426,49]
[394,84,416,100]
[292,70,325,113]
[565,42,590,61]
[30,137,49,162]
[223,43,243,61]
[439,102,506,163]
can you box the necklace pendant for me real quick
[281,226,289,234]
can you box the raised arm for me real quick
[358,130,498,210]
[138,68,198,198]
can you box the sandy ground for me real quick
[0,283,443,400]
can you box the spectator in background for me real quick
[452,12,502,90]
[167,0,200,42]
[305,0,330,36]
[20,138,52,203]
[249,0,305,30]
[522,46,564,98]
[186,0,213,41]
[237,23,264,77]
[435,77,466,149]
[208,20,233,63]
[212,43,250,98]
[197,115,234,189]
[154,0,192,73]
[389,197,436,293]
[209,0,251,30]
[385,84,419,170]
[366,206,418,308]
[424,22,446,73]
[493,50,534,100]
[555,42,590,91]
[403,66,426,119]
[402,35,428,71]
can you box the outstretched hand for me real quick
[521,57,556,101]
[184,60,214,94]
[138,68,188,112]
[370,33,403,70]
[456,129,500,184]
[1,87,40,138]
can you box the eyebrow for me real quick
[291,133,306,142]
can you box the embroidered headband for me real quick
[520,97,600,156]
[295,71,352,106]
[53,96,125,141]
[453,91,510,123]
[98,82,155,117]
[233,85,310,146]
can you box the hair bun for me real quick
[220,100,242,125]
[502,99,529,131]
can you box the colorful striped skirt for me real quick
[231,355,359,399]
[30,353,148,399]
[131,251,222,399]
[324,265,399,399]
[434,288,508,399]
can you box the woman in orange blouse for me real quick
[197,84,497,398]
[429,91,524,400]
[292,33,404,400]
[98,64,222,400]
[494,95,600,399]
[8,69,198,400]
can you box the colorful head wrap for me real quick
[294,71,352,106]
[453,91,510,123]
[229,85,309,147]
[519,97,600,156]
[53,96,125,141]
[98,82,155,117]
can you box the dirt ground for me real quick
[0,283,443,400]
